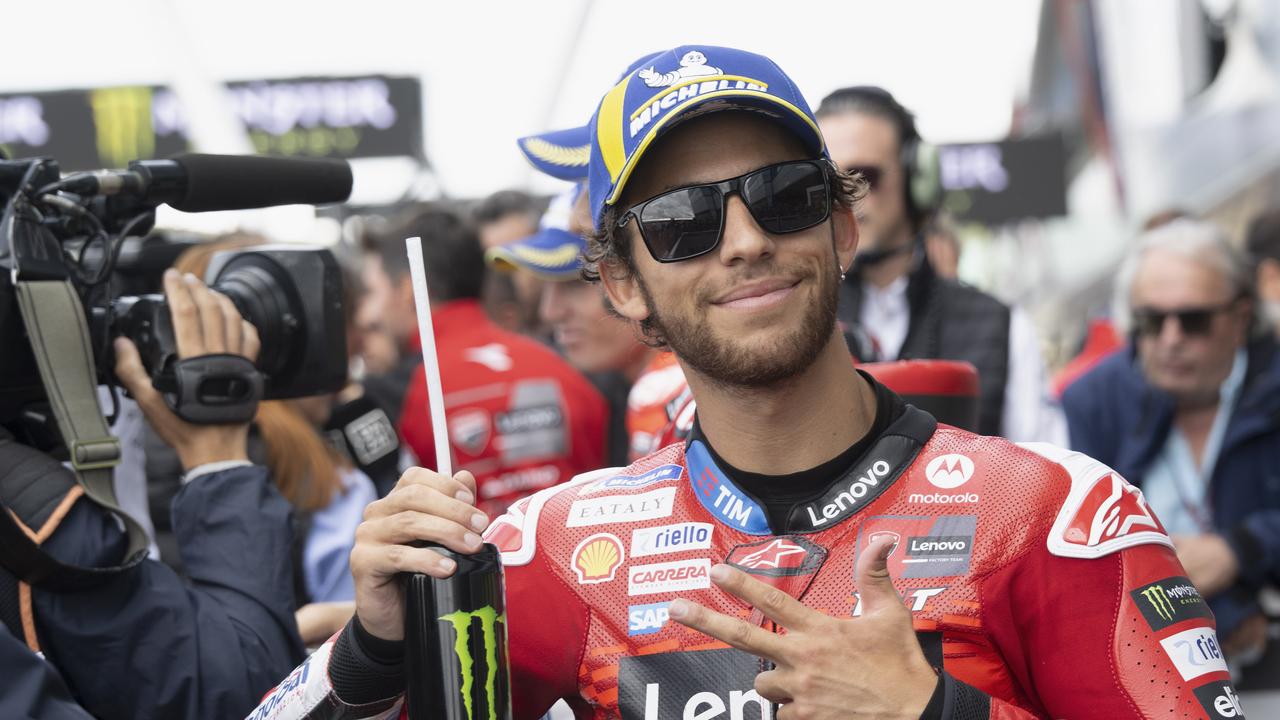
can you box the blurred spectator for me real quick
[487,184,686,465]
[474,188,547,336]
[1246,208,1280,337]
[1061,219,1280,659]
[923,211,961,279]
[146,235,377,606]
[817,86,1057,441]
[381,208,609,515]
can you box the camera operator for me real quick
[1,269,304,719]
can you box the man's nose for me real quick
[539,280,567,324]
[717,194,776,265]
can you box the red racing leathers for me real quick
[249,406,1245,719]
[398,299,609,516]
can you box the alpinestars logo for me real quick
[725,536,827,577]
[438,607,508,720]
[925,454,975,489]
[1064,473,1164,548]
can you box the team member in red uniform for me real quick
[250,46,1243,720]
[377,208,609,516]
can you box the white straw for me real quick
[405,236,453,476]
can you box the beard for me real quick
[633,254,840,389]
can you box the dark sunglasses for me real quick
[1131,301,1238,338]
[617,159,833,263]
[844,165,883,191]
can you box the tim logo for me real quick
[925,454,974,489]
[438,607,509,720]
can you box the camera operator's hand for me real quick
[114,269,260,472]
[348,467,486,641]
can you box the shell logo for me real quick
[571,533,624,584]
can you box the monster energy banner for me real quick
[0,75,422,170]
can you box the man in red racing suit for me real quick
[245,44,1245,720]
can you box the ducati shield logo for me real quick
[438,606,508,720]
[868,531,901,557]
[925,454,975,489]
[725,536,827,577]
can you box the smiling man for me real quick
[251,47,1242,720]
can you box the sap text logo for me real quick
[586,464,683,494]
[630,522,713,558]
[439,607,507,720]
[568,487,676,527]
[853,587,946,617]
[1193,682,1246,718]
[572,533,624,584]
[725,536,827,577]
[925,454,975,489]
[908,492,979,505]
[802,460,892,528]
[1159,627,1228,681]
[629,558,711,596]
[627,602,671,636]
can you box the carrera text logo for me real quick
[572,533,624,584]
[630,522,713,558]
[1193,682,1247,718]
[439,606,507,720]
[725,536,827,577]
[629,558,711,596]
[801,460,892,528]
[1064,473,1164,548]
[1159,627,1228,681]
[925,454,975,489]
[568,487,676,527]
[1132,576,1212,631]
[627,602,671,636]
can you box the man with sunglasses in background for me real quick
[1063,218,1280,670]
[816,87,1061,444]
[252,47,1240,720]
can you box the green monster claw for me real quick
[439,607,506,720]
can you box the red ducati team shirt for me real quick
[398,300,609,515]
[250,401,1244,719]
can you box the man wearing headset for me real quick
[816,88,1060,443]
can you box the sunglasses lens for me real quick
[638,185,723,261]
[743,162,831,234]
[1178,310,1215,335]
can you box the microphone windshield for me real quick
[169,154,353,212]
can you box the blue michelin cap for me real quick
[484,184,587,280]
[517,52,663,182]
[587,45,826,229]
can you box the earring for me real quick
[839,264,847,282]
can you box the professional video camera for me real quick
[0,152,354,453]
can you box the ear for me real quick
[832,206,859,272]
[599,260,651,324]
[394,273,419,311]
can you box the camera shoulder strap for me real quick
[12,278,150,570]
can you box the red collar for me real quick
[403,299,489,355]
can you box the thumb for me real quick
[855,535,903,615]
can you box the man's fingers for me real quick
[366,474,489,533]
[668,598,788,664]
[708,564,816,632]
[358,507,487,555]
[752,669,792,704]
[453,470,479,505]
[241,320,261,363]
[164,269,204,358]
[113,338,159,406]
[350,542,458,580]
[187,274,228,354]
[854,535,903,616]
[389,467,484,513]
[218,293,243,354]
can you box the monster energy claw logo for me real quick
[1141,585,1175,623]
[440,606,506,720]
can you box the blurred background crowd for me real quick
[4,0,1280,713]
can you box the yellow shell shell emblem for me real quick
[572,533,624,584]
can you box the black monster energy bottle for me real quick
[404,543,512,720]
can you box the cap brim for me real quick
[518,126,591,181]
[484,228,587,281]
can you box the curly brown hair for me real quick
[581,160,868,346]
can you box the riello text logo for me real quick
[439,607,507,720]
